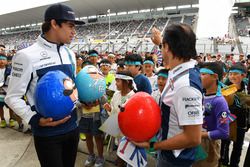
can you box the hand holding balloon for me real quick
[39,115,71,127]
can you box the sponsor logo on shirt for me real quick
[182,97,201,101]
[187,110,200,117]
[185,104,200,109]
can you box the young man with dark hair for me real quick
[125,54,152,94]
[134,24,203,167]
[5,3,84,167]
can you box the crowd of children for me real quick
[1,20,250,167]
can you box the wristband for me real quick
[150,141,155,149]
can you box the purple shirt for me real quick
[203,95,229,140]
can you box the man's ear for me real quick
[163,43,169,52]
[50,19,58,30]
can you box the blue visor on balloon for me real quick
[229,69,244,74]
[200,68,215,75]
[143,60,154,65]
[125,61,142,65]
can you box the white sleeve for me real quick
[5,51,36,124]
[68,49,77,77]
[173,86,203,126]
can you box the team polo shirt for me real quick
[160,60,203,164]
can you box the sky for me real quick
[0,0,68,16]
[196,0,235,38]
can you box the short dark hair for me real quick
[0,44,5,48]
[156,69,169,76]
[199,62,224,81]
[124,54,143,65]
[41,20,67,34]
[162,23,197,61]
[229,62,247,74]
[99,59,111,65]
[88,49,99,56]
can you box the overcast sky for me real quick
[0,0,68,15]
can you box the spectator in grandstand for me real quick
[88,50,99,67]
[133,24,203,167]
[5,3,84,167]
[143,57,158,91]
[125,54,152,94]
[193,62,229,167]
[220,63,248,167]
[107,53,117,74]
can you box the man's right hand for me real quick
[39,115,71,127]
[151,27,162,46]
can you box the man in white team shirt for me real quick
[133,24,203,167]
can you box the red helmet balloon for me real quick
[118,92,161,142]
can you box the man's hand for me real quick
[151,27,162,46]
[39,115,71,127]
[131,141,150,149]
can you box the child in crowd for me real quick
[125,54,152,94]
[193,62,230,167]
[0,53,17,128]
[103,70,135,167]
[220,63,248,167]
[88,50,99,67]
[151,68,169,104]
[78,65,108,167]
[143,57,158,91]
[107,53,117,74]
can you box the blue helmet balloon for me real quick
[34,70,77,120]
[75,65,106,102]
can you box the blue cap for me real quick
[44,3,85,25]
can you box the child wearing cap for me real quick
[143,57,158,91]
[151,69,169,104]
[220,63,248,167]
[88,50,99,67]
[193,62,229,167]
[125,54,152,94]
[103,70,135,167]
